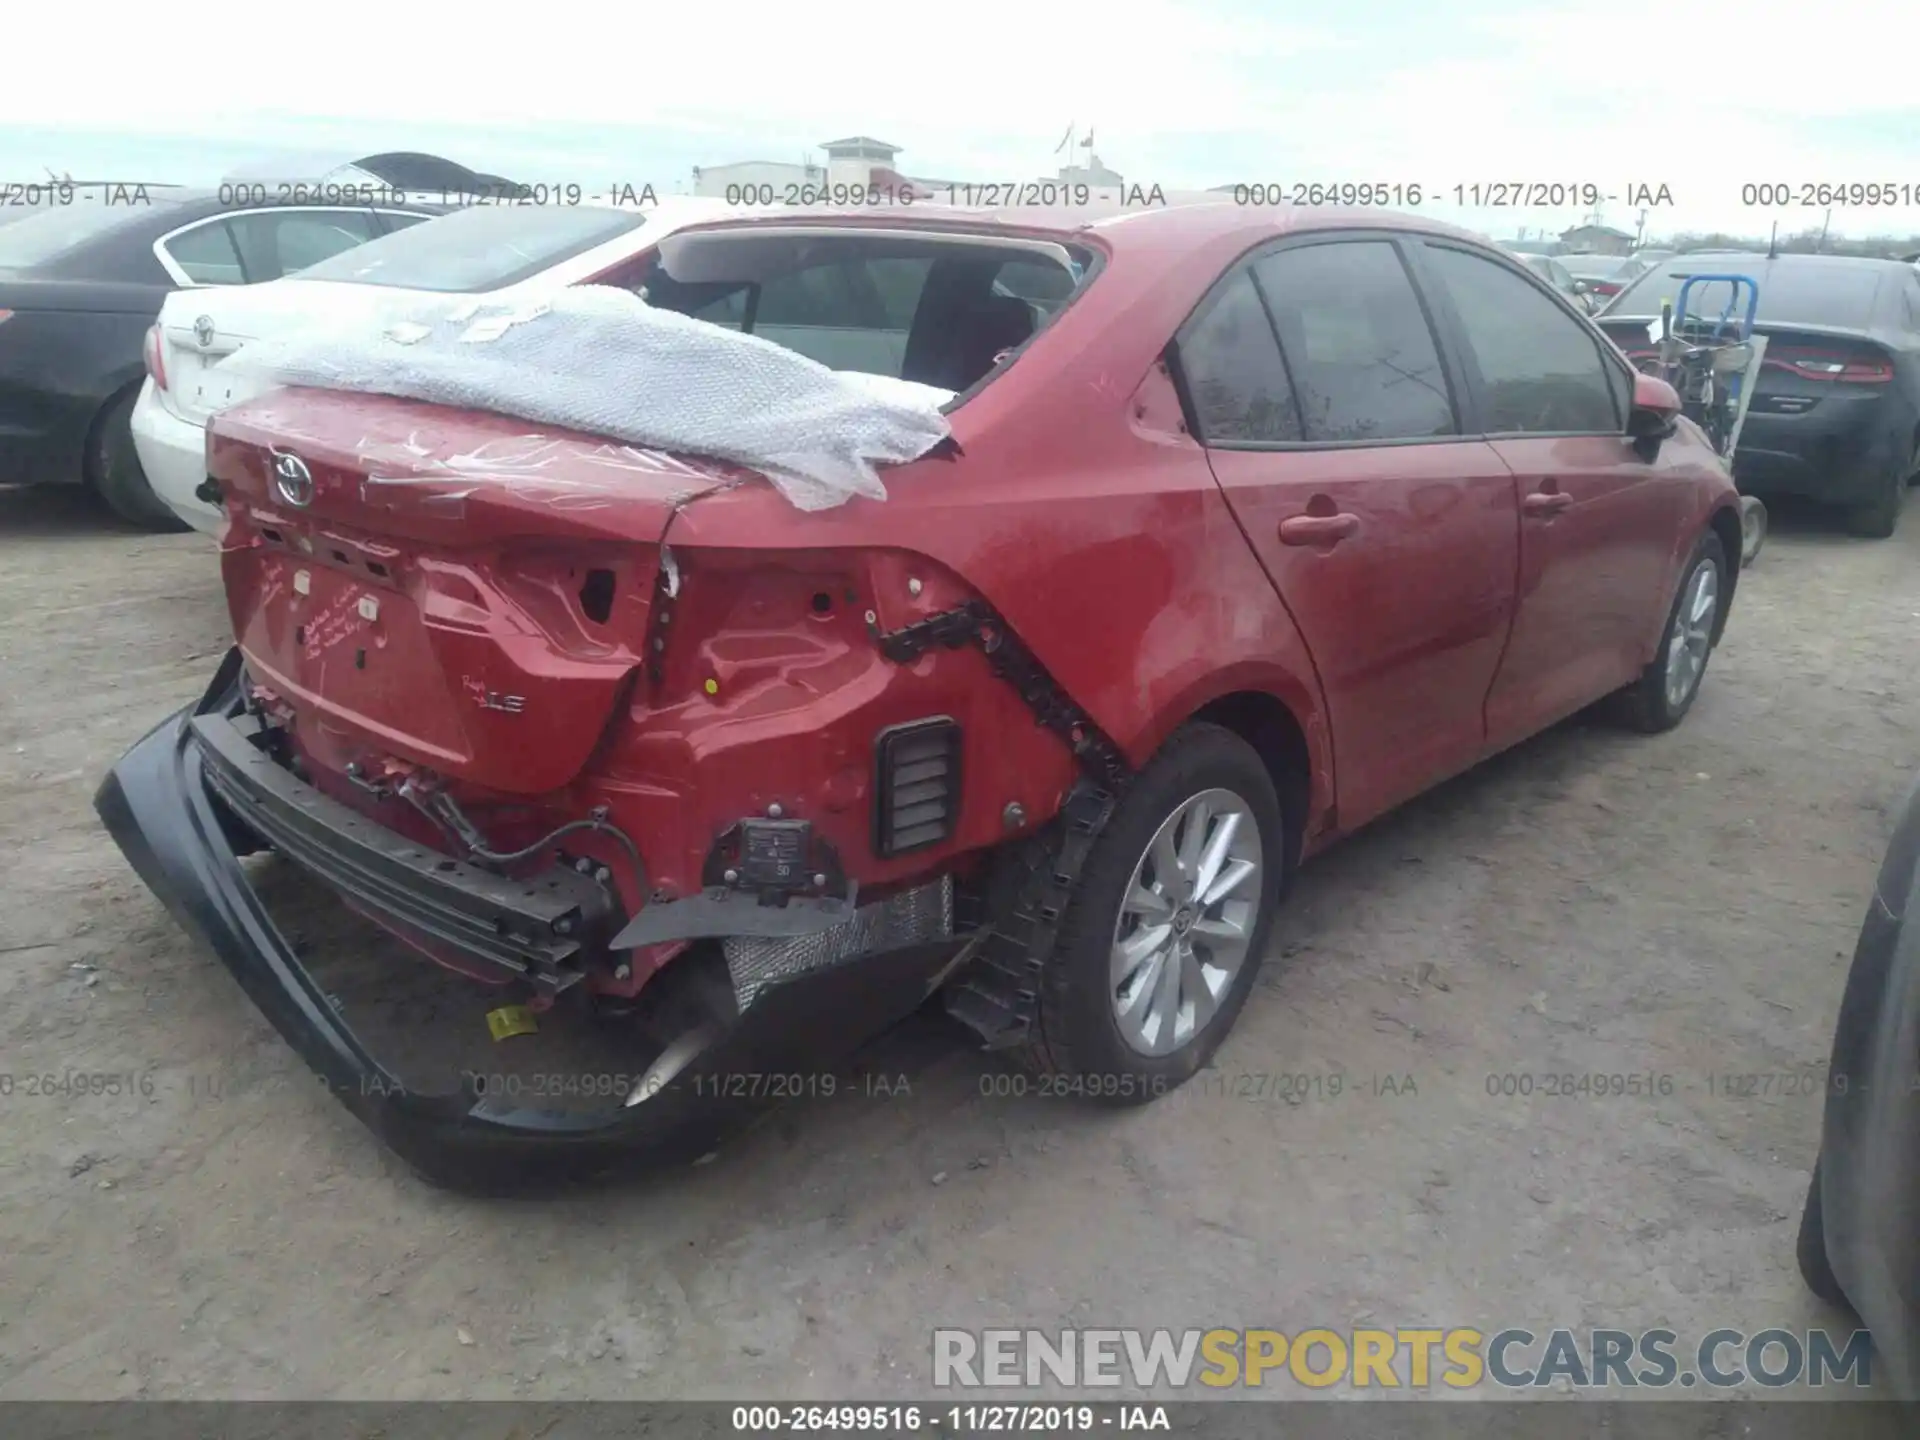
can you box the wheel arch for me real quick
[1129,669,1331,870]
[80,370,147,490]
[1706,501,1742,642]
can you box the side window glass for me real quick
[225,210,379,281]
[1176,270,1301,444]
[867,257,933,329]
[691,289,749,329]
[756,263,869,327]
[1252,241,1456,442]
[162,221,246,285]
[992,256,1076,320]
[745,258,933,377]
[1422,244,1622,433]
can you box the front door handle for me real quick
[1278,513,1360,547]
[1522,489,1575,517]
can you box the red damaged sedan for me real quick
[96,203,1744,1190]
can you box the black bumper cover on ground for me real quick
[93,649,959,1193]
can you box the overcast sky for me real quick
[5,0,1917,240]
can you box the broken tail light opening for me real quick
[0,309,12,326]
[1763,347,1894,384]
[143,323,167,391]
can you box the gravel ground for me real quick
[1,483,1915,1405]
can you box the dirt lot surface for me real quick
[1,484,1915,1404]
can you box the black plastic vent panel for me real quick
[873,718,961,858]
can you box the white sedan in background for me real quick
[133,197,748,534]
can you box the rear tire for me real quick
[1797,1156,1851,1308]
[87,388,187,532]
[1739,496,1767,566]
[1013,722,1287,1102]
[1612,530,1727,733]
[1845,459,1905,539]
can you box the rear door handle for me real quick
[1278,513,1360,546]
[1522,490,1575,517]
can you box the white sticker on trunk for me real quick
[293,569,310,595]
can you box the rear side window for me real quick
[1177,270,1302,443]
[994,255,1078,315]
[1253,241,1456,442]
[162,221,246,285]
[225,209,379,279]
[1422,244,1621,434]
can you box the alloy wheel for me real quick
[1664,559,1719,710]
[1109,787,1264,1057]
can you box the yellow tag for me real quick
[704,678,719,695]
[486,1005,538,1042]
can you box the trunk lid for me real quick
[209,387,751,796]
[1744,327,1897,413]
[158,280,441,426]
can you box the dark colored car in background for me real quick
[1797,772,1920,1400]
[1596,253,1920,536]
[1520,252,1597,313]
[0,191,440,528]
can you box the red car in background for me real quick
[96,203,1745,1190]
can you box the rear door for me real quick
[1411,239,1684,744]
[1181,235,1521,831]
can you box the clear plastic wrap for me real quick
[214,285,955,511]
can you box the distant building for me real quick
[1559,223,1636,256]
[693,136,951,200]
[689,136,1225,210]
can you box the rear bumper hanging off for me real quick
[92,648,961,1192]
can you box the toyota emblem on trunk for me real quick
[272,452,315,508]
[193,315,216,348]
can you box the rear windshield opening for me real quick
[636,227,1095,397]
[292,204,648,292]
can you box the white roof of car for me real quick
[154,198,755,343]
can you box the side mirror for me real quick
[1627,371,1681,456]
